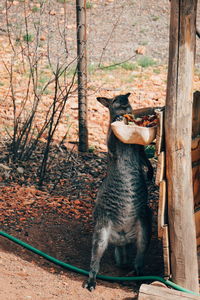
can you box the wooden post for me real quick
[76,0,88,152]
[165,0,198,293]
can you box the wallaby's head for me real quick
[97,93,133,122]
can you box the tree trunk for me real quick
[76,0,88,152]
[165,0,199,293]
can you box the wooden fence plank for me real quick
[195,208,200,247]
[155,152,165,186]
[162,225,171,277]
[192,91,200,212]
[158,179,167,238]
[192,91,200,138]
[155,108,164,156]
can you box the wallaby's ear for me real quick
[97,97,110,108]
[119,93,131,105]
[125,93,131,98]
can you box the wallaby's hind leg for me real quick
[84,226,110,292]
[134,212,152,275]
[115,244,133,269]
[114,245,129,268]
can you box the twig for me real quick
[98,54,137,70]
[98,5,125,67]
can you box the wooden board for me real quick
[193,165,200,210]
[192,91,200,138]
[155,108,165,156]
[192,137,200,210]
[192,93,200,257]
[195,208,200,247]
[155,152,165,186]
[158,180,167,238]
[157,179,170,276]
[192,137,200,163]
[138,284,200,300]
[198,247,200,279]
[162,225,171,277]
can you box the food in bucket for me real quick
[123,114,158,128]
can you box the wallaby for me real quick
[84,93,152,291]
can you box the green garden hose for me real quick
[0,230,199,296]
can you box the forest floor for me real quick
[0,1,200,299]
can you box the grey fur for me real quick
[84,93,152,291]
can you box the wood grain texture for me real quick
[194,209,200,247]
[138,284,200,300]
[192,91,200,138]
[192,164,200,211]
[165,0,199,292]
[192,137,200,163]
[155,108,165,156]
[192,93,200,212]
[162,225,171,277]
[157,179,167,238]
[192,132,200,211]
[155,152,165,186]
[192,92,200,249]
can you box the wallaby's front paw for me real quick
[83,279,96,292]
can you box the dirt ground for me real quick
[0,201,163,300]
[0,148,163,300]
[0,1,200,299]
[0,221,138,300]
